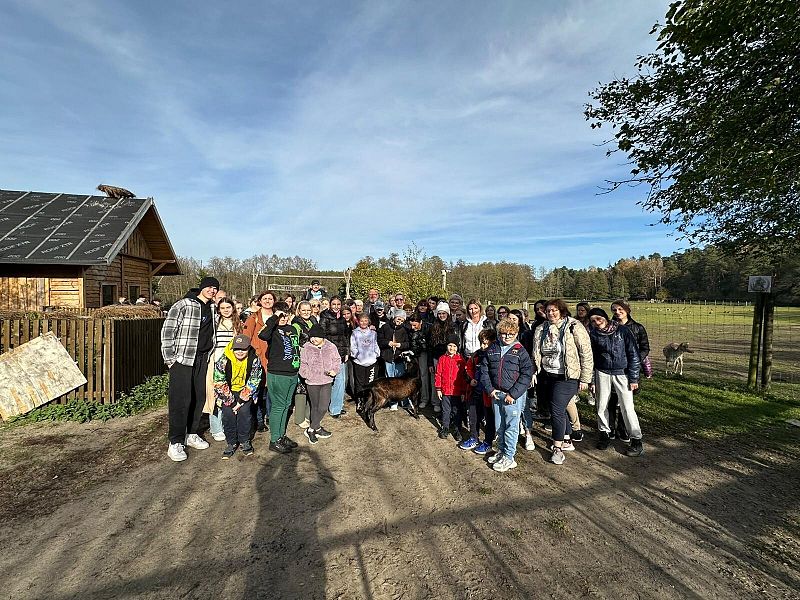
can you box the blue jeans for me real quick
[385,360,407,406]
[493,393,525,460]
[209,408,224,436]
[329,361,348,416]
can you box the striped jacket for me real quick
[161,294,217,367]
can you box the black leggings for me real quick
[538,372,579,442]
[307,383,332,430]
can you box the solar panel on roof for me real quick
[0,190,150,265]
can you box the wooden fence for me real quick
[0,317,165,404]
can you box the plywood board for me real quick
[0,331,87,420]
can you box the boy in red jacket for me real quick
[435,334,468,441]
[462,328,497,454]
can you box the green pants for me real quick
[268,372,298,443]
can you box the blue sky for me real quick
[0,0,679,270]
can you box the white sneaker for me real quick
[487,452,503,464]
[433,405,441,414]
[211,431,226,442]
[390,403,399,411]
[167,443,187,462]
[549,441,576,452]
[524,434,536,451]
[297,419,311,429]
[185,433,209,450]
[493,456,518,472]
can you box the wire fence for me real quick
[601,302,799,389]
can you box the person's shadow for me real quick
[243,446,333,599]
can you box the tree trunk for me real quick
[760,293,775,392]
[747,293,764,390]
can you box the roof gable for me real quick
[0,190,180,274]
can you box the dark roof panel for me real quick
[0,190,177,272]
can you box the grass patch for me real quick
[5,374,169,426]
[578,375,800,447]
[546,517,570,534]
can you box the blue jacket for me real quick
[479,341,533,401]
[589,324,641,383]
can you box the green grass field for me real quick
[520,300,800,401]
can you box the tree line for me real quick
[156,243,799,307]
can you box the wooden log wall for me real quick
[0,317,166,404]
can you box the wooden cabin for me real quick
[0,189,180,310]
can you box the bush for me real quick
[7,374,169,425]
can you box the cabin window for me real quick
[102,285,116,306]
[128,285,140,303]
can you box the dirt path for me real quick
[1,404,798,600]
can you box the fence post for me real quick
[747,294,764,390]
[760,294,775,392]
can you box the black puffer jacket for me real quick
[377,321,410,363]
[319,309,351,361]
[589,324,641,383]
[615,317,650,359]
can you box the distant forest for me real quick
[156,244,800,306]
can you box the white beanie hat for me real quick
[435,301,451,315]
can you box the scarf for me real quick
[596,320,618,336]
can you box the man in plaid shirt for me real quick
[161,276,219,462]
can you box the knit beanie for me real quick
[392,309,407,321]
[198,276,220,290]
[587,307,610,322]
[307,323,325,339]
[435,301,450,315]
[447,334,460,346]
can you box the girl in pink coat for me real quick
[299,323,342,444]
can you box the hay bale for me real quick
[92,305,163,319]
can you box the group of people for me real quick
[160,277,651,472]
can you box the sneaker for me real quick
[473,441,491,455]
[269,440,292,454]
[305,428,319,445]
[390,404,399,411]
[608,429,617,440]
[561,440,575,452]
[618,430,631,444]
[279,436,298,449]
[459,437,479,451]
[487,451,503,464]
[626,438,644,457]
[212,431,227,442]
[315,427,332,438]
[571,430,584,442]
[241,441,254,456]
[438,428,449,439]
[222,444,236,459]
[185,434,209,450]
[542,422,552,432]
[297,419,310,429]
[551,448,565,465]
[524,433,536,451]
[433,405,441,414]
[167,442,187,462]
[493,456,518,472]
[452,428,462,442]
[596,432,611,450]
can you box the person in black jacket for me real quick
[587,308,644,457]
[377,309,411,410]
[606,299,652,441]
[428,302,459,414]
[319,296,351,418]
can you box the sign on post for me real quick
[748,276,772,293]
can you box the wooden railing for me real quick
[0,317,166,404]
